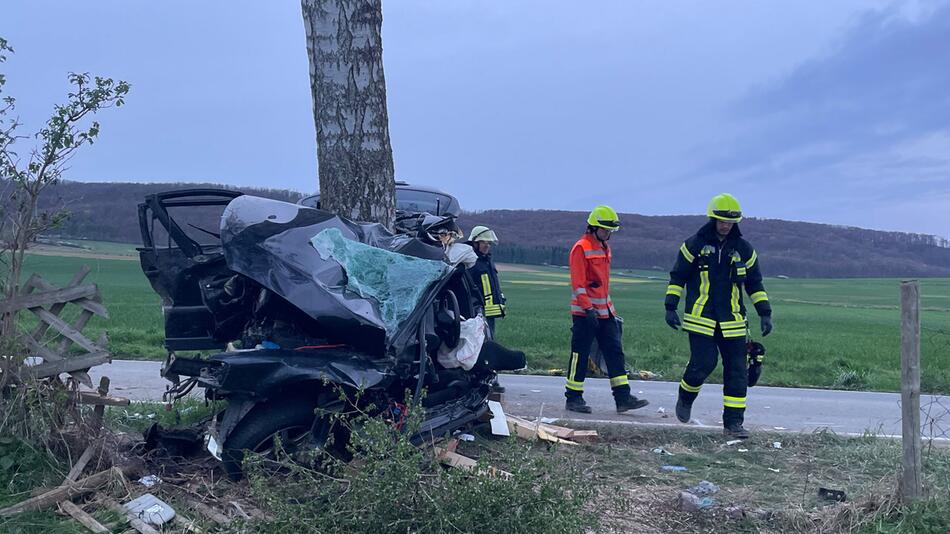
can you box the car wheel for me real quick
[222,398,345,479]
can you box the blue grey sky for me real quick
[4,1,949,237]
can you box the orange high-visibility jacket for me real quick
[569,233,617,318]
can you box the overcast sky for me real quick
[4,0,949,237]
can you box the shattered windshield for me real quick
[311,227,450,336]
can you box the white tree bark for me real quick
[302,0,396,228]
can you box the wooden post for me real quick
[90,376,110,433]
[0,467,124,517]
[59,500,110,533]
[900,280,922,502]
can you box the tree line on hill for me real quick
[19,180,950,278]
[458,210,950,278]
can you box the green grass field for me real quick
[498,267,950,393]
[18,254,950,393]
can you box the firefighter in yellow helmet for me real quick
[565,206,649,414]
[664,194,773,439]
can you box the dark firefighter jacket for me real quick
[469,248,506,318]
[665,221,771,338]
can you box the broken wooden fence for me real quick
[1,266,127,414]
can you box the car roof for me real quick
[298,182,460,216]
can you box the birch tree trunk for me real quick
[302,0,396,228]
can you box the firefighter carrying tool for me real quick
[664,193,772,439]
[565,206,649,414]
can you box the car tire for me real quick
[222,397,329,479]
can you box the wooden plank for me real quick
[19,333,64,361]
[103,498,161,534]
[0,285,97,314]
[188,500,231,526]
[59,308,96,354]
[64,443,100,483]
[29,276,107,319]
[76,391,129,407]
[20,334,94,387]
[538,423,574,440]
[506,416,581,445]
[506,416,540,441]
[29,307,101,353]
[25,352,111,379]
[59,500,109,533]
[537,426,577,446]
[901,280,922,502]
[30,267,93,340]
[0,466,124,517]
[433,446,513,479]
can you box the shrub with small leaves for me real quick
[246,399,597,534]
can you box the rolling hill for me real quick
[28,180,950,278]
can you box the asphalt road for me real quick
[92,360,950,441]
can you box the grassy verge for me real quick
[480,424,950,533]
[3,396,948,533]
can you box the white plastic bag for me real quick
[436,315,488,371]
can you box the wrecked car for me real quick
[137,189,524,477]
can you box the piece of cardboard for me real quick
[487,400,510,436]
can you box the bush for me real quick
[245,403,598,534]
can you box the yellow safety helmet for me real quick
[468,225,498,243]
[707,193,743,222]
[587,205,621,230]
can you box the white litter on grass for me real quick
[768,468,780,473]
[123,494,176,527]
[774,426,787,430]
[772,442,783,449]
[138,475,161,488]
[725,439,743,446]
[487,401,510,437]
[458,433,475,442]
[737,448,749,453]
[652,447,674,456]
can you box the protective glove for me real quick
[584,308,599,329]
[760,315,773,337]
[665,309,681,330]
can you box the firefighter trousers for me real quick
[565,316,631,401]
[678,328,747,426]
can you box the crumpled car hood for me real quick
[219,195,449,351]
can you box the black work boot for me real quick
[565,397,592,414]
[615,395,649,413]
[723,423,750,440]
[675,398,692,423]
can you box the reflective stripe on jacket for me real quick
[569,233,616,318]
[469,251,506,318]
[665,221,771,338]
